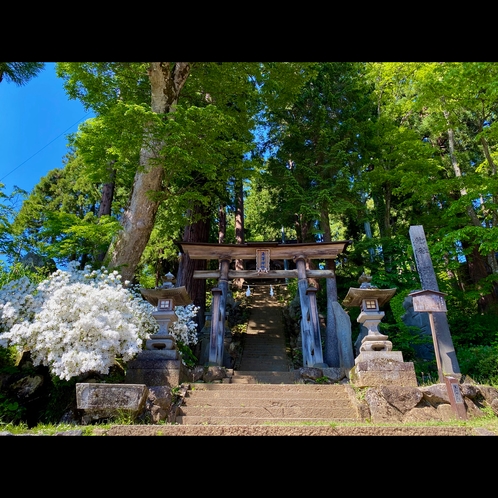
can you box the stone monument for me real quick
[408,225,460,377]
[343,273,418,387]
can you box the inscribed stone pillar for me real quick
[409,225,460,376]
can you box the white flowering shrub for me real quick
[169,304,199,347]
[0,262,158,380]
[169,304,199,368]
[0,276,38,348]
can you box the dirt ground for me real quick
[103,424,495,436]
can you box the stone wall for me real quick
[349,382,498,424]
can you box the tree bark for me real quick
[106,63,191,283]
[97,164,116,218]
[218,204,226,244]
[176,203,210,327]
[234,180,245,289]
[96,163,116,263]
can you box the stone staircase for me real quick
[231,283,294,386]
[175,382,363,425]
[176,283,364,426]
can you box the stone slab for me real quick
[125,368,182,387]
[355,351,404,364]
[351,370,418,387]
[76,383,149,410]
[355,358,414,372]
[76,383,149,423]
[126,352,179,368]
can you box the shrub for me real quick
[0,262,158,380]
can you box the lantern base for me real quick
[125,350,189,387]
[350,351,418,387]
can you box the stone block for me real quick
[127,350,178,366]
[125,368,180,387]
[126,362,181,385]
[145,337,175,351]
[321,367,345,382]
[355,350,404,364]
[436,403,457,421]
[351,359,418,388]
[355,357,414,372]
[76,383,149,423]
[351,369,418,387]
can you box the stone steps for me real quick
[229,371,299,383]
[237,286,291,374]
[176,382,361,425]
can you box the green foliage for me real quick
[56,62,150,114]
[0,62,45,86]
[457,345,498,385]
[0,347,26,423]
[379,322,425,363]
[0,394,26,423]
[0,344,17,369]
[41,212,121,264]
[448,311,498,348]
[38,375,78,424]
[177,340,198,369]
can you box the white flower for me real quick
[169,304,199,346]
[0,262,158,381]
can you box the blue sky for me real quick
[0,62,94,198]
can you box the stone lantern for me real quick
[139,286,191,351]
[342,273,417,387]
[342,273,397,353]
[124,277,192,387]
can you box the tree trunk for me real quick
[218,204,226,244]
[234,180,245,289]
[176,203,210,328]
[106,62,191,283]
[97,164,116,263]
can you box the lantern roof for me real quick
[342,287,397,308]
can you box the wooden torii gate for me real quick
[176,240,351,368]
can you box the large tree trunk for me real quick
[106,62,191,283]
[97,164,116,263]
[176,203,211,328]
[218,204,226,244]
[234,180,245,289]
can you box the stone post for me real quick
[409,225,460,377]
[208,287,224,366]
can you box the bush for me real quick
[457,345,498,385]
[0,262,158,380]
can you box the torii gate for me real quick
[176,240,351,368]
